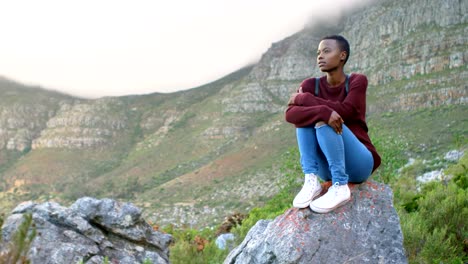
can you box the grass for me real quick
[367,105,467,159]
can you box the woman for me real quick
[285,35,381,213]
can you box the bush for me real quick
[163,225,229,264]
[169,237,229,264]
[398,155,468,263]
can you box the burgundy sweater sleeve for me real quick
[285,104,334,127]
[292,74,367,122]
[285,78,333,126]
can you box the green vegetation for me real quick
[368,105,467,158]
[164,225,229,264]
[0,213,36,264]
[395,154,468,263]
[0,150,24,186]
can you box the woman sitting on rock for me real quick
[285,35,381,213]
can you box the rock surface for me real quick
[31,98,129,149]
[224,181,407,264]
[1,197,172,264]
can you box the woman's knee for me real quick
[315,121,327,128]
[346,154,374,183]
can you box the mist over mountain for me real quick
[0,0,466,228]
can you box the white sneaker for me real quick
[293,173,322,208]
[310,183,351,213]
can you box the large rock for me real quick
[1,197,172,264]
[224,181,407,264]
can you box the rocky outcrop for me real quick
[0,104,56,152]
[221,82,282,114]
[136,109,183,150]
[224,181,407,264]
[32,99,129,149]
[1,198,172,264]
[0,78,72,152]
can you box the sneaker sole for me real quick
[292,188,323,208]
[309,197,351,214]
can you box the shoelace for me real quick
[306,176,317,190]
[330,182,341,195]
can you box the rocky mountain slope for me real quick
[0,0,466,228]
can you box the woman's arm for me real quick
[293,74,367,122]
[285,104,334,127]
[285,79,334,127]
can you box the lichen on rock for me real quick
[224,181,407,264]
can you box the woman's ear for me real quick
[340,51,347,61]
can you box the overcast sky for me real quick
[0,0,372,98]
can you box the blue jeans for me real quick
[296,124,374,185]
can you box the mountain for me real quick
[0,0,466,228]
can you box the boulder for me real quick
[1,197,172,264]
[224,181,407,264]
[215,233,236,250]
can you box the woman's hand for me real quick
[328,111,344,134]
[288,87,303,105]
[288,93,299,105]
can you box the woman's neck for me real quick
[326,70,346,87]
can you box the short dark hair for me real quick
[320,35,350,65]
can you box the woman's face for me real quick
[316,39,346,72]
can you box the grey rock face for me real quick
[0,104,56,151]
[32,98,129,149]
[224,181,407,264]
[1,198,172,264]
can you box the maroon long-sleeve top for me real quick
[285,73,381,172]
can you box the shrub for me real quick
[398,155,468,263]
[163,225,229,264]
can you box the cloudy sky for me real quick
[0,0,371,98]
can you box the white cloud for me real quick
[0,0,373,98]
